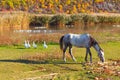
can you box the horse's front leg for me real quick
[89,49,92,63]
[85,48,89,62]
[86,48,92,63]
[69,45,76,62]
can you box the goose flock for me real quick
[24,40,48,49]
[24,40,30,48]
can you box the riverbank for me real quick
[0,12,120,35]
[0,25,120,45]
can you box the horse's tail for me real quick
[59,36,64,50]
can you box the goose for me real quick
[27,40,31,48]
[24,40,28,48]
[33,41,37,48]
[43,41,48,48]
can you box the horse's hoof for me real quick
[73,58,77,62]
[64,60,66,63]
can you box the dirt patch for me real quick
[22,73,58,80]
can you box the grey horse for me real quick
[59,33,105,63]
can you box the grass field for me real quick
[0,41,120,80]
[0,26,120,80]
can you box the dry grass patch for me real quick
[20,52,72,63]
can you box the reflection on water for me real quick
[14,24,120,34]
[14,29,65,33]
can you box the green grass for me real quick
[0,41,120,80]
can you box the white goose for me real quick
[43,41,48,48]
[33,41,37,48]
[27,40,31,48]
[24,40,28,48]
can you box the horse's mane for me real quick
[89,36,96,46]
[90,36,103,50]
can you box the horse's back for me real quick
[64,33,90,47]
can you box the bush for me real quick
[96,15,120,24]
[65,16,72,25]
[70,14,82,22]
[49,14,66,27]
[97,16,106,23]
[39,16,50,26]
[29,15,50,27]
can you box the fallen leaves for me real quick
[83,60,120,80]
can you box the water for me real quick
[14,29,65,33]
[14,24,120,34]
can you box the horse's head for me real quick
[92,42,105,63]
[98,49,105,62]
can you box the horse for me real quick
[59,33,105,63]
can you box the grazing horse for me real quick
[59,33,105,63]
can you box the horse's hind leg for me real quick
[69,45,76,62]
[63,45,67,62]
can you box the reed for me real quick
[0,11,29,35]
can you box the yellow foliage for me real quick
[66,0,71,5]
[82,4,84,8]
[95,0,104,3]
[86,10,91,13]
[59,5,63,8]
[48,3,53,8]
[86,2,90,6]
[81,9,85,13]
[80,0,82,3]
[1,1,6,5]
[73,5,77,13]
[77,4,81,9]
[41,4,45,8]
[0,0,118,14]
[39,0,45,4]
[73,1,77,4]
[55,0,59,3]
[49,0,54,4]
[44,6,47,9]
[99,10,103,13]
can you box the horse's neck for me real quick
[93,44,100,53]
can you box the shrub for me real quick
[49,14,66,27]
[29,15,50,27]
[82,14,94,23]
[96,15,120,24]
[97,16,106,23]
[65,16,72,25]
[70,14,83,22]
[114,16,120,23]
[39,16,51,27]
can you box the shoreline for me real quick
[0,11,120,16]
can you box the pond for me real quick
[14,24,120,34]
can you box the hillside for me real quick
[0,0,120,14]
